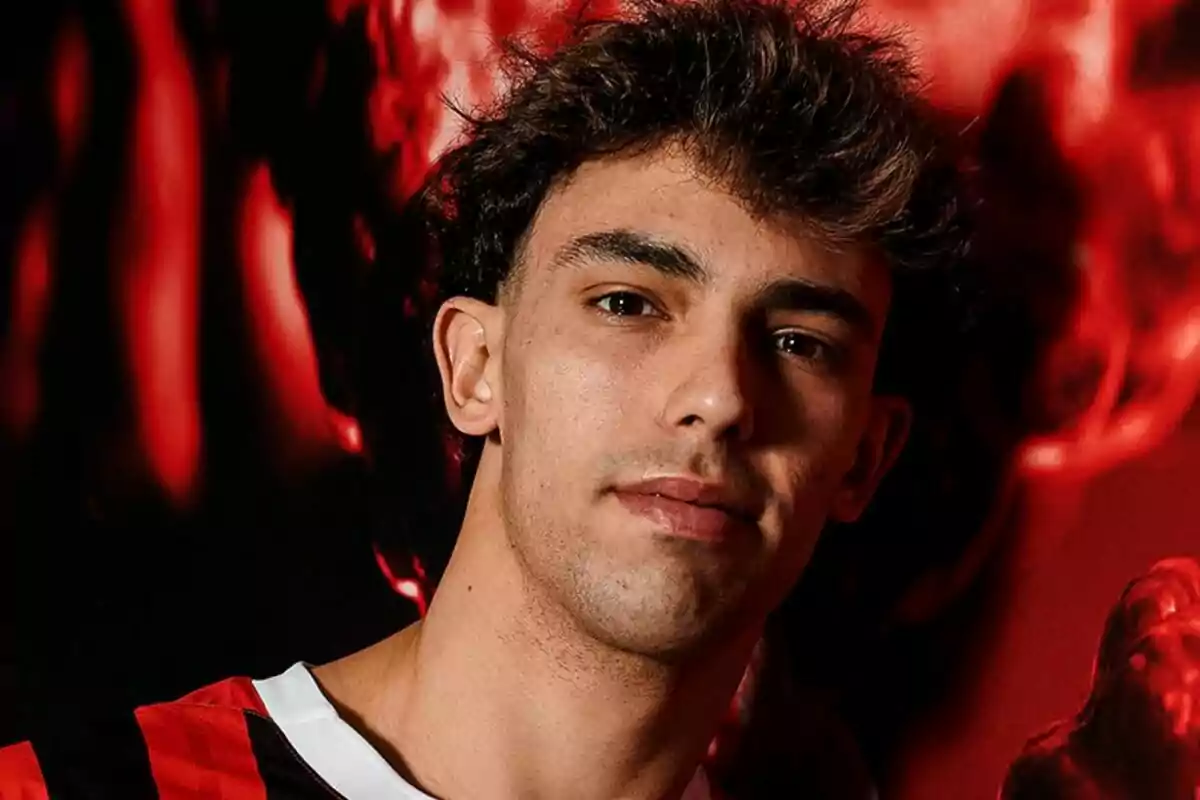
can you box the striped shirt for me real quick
[0,663,716,799]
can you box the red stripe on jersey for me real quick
[136,704,267,800]
[0,741,49,800]
[176,676,268,716]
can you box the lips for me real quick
[611,476,758,542]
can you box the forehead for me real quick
[519,147,891,322]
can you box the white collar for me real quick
[254,662,435,799]
[254,662,713,800]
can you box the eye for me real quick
[592,291,660,318]
[773,330,837,365]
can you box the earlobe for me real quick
[830,396,912,523]
[432,297,503,437]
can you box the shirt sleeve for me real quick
[0,740,50,800]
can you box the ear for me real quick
[432,297,505,437]
[829,395,912,523]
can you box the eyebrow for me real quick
[552,229,710,283]
[754,278,878,339]
[552,227,877,338]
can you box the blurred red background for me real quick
[1,0,1199,797]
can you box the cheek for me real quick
[761,388,863,535]
[770,381,863,478]
[502,326,635,486]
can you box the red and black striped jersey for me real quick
[0,663,717,799]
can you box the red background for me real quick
[2,0,1199,797]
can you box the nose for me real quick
[657,326,755,444]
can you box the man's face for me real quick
[439,147,905,658]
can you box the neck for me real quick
[316,460,756,800]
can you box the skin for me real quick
[315,146,911,800]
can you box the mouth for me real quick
[610,476,759,543]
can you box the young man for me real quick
[0,0,967,796]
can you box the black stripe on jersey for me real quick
[29,709,158,799]
[243,712,343,799]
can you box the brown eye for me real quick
[773,330,834,364]
[594,291,657,318]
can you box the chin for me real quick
[569,572,750,661]
[585,622,729,662]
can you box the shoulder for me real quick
[0,675,297,799]
[0,740,47,800]
[172,675,268,714]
